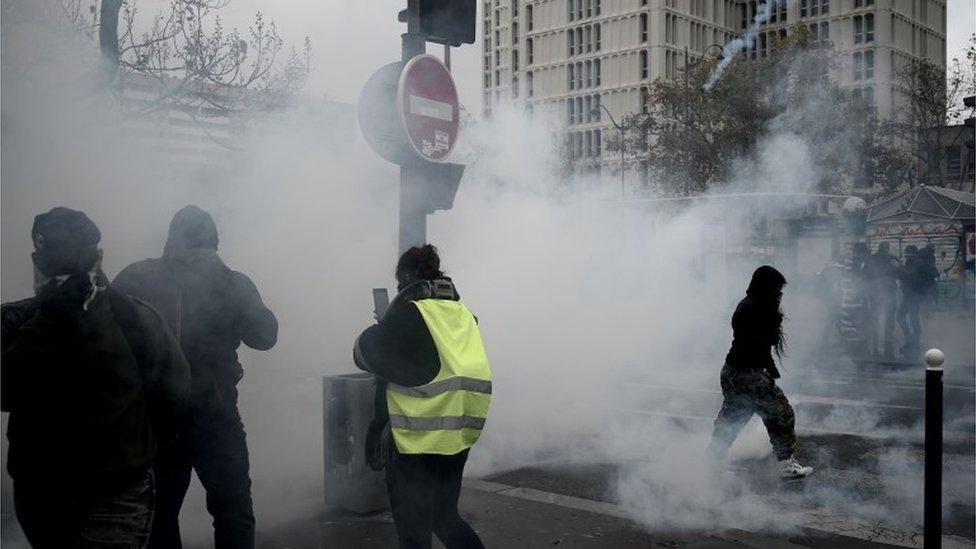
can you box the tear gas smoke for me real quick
[703,1,773,91]
[2,4,973,546]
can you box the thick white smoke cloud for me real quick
[2,3,972,545]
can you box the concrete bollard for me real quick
[924,348,944,549]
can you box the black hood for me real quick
[163,206,218,258]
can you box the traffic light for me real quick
[419,0,476,46]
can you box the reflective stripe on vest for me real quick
[386,299,492,455]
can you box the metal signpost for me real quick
[324,0,475,514]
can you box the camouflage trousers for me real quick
[708,364,797,461]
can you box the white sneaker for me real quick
[779,456,813,479]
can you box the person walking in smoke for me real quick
[865,242,900,358]
[896,245,939,359]
[2,207,190,548]
[112,205,278,549]
[354,245,490,549]
[707,266,813,479]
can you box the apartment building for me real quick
[743,0,946,119]
[482,0,947,188]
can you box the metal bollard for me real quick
[924,348,944,549]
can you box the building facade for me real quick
[482,0,947,189]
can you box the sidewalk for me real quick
[252,481,919,549]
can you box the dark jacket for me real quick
[1,284,190,485]
[724,295,781,378]
[354,278,460,468]
[899,254,939,297]
[112,249,277,413]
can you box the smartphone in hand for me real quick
[372,288,390,320]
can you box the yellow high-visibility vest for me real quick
[386,299,492,455]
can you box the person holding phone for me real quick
[354,244,490,549]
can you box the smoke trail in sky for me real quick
[703,2,774,91]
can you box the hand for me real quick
[37,274,93,317]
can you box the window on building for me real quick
[585,60,592,87]
[512,21,518,42]
[585,25,592,52]
[864,49,874,78]
[527,4,533,30]
[512,49,519,70]
[947,146,962,176]
[595,24,601,50]
[577,28,584,53]
[527,71,534,96]
[494,49,500,65]
[494,9,500,25]
[527,38,534,64]
[595,58,601,85]
[593,94,601,119]
[820,21,829,40]
[853,16,863,44]
[852,51,863,80]
[495,70,500,85]
[512,77,518,98]
[811,0,819,16]
[595,129,602,156]
[584,95,592,122]
[640,13,648,42]
[595,0,601,16]
[568,64,575,90]
[577,61,583,89]
[584,131,592,156]
[759,33,767,57]
[569,0,575,21]
[576,132,584,157]
[640,50,648,79]
[640,87,650,113]
[568,99,575,124]
[801,0,807,18]
[586,0,592,18]
[822,0,829,15]
[569,30,575,56]
[865,13,874,42]
[576,97,584,124]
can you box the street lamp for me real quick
[592,104,627,200]
[683,44,725,130]
[683,44,725,92]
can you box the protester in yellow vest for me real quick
[354,245,491,549]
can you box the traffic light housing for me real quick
[419,0,476,46]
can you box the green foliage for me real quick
[625,27,905,196]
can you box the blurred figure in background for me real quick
[2,207,189,548]
[354,245,490,549]
[897,245,940,359]
[113,206,278,549]
[865,242,900,359]
[708,266,813,480]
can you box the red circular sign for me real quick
[397,55,460,162]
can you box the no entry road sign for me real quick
[397,54,459,162]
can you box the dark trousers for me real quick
[386,449,484,549]
[868,294,897,357]
[897,293,922,356]
[708,364,797,461]
[15,469,154,548]
[148,403,254,549]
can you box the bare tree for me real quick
[888,34,975,188]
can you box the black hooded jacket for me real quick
[112,207,277,412]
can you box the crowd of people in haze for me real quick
[2,206,835,548]
[817,241,942,360]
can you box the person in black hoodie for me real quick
[707,266,813,479]
[2,207,190,548]
[112,206,278,549]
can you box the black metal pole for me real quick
[399,0,426,254]
[924,348,944,549]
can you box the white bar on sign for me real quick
[410,95,454,122]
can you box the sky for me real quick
[211,0,975,114]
